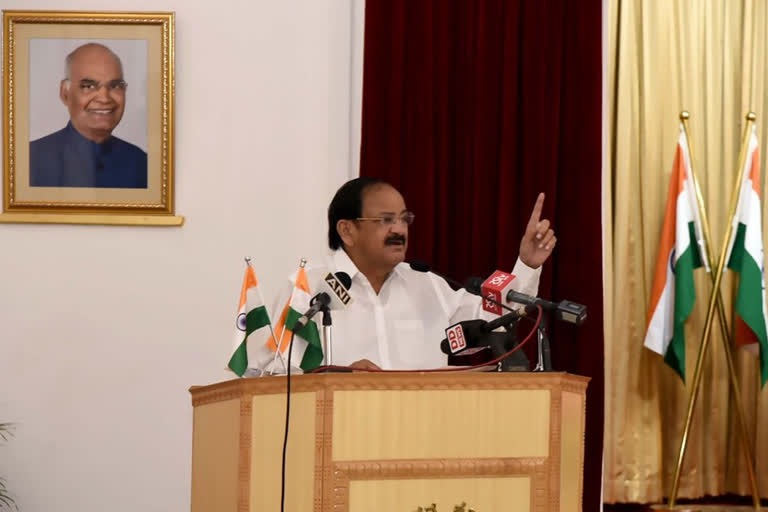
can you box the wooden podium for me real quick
[189,372,588,512]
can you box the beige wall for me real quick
[0,1,365,510]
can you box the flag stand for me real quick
[269,257,308,373]
[665,112,761,512]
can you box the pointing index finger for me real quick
[528,192,545,229]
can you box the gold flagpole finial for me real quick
[299,257,307,268]
[747,111,757,121]
[680,110,690,120]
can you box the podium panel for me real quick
[249,392,316,511]
[189,372,588,512]
[332,389,550,459]
[191,398,239,512]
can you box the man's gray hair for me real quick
[63,43,124,80]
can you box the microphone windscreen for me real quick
[319,272,353,310]
[463,277,483,295]
[443,322,468,354]
[408,260,431,273]
[335,271,352,290]
[441,319,487,354]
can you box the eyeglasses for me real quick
[355,211,415,226]
[67,79,128,94]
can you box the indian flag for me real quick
[644,126,710,380]
[227,265,273,377]
[725,125,768,386]
[266,266,323,371]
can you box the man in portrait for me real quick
[29,42,147,188]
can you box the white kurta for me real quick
[270,249,541,371]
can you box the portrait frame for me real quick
[1,10,183,226]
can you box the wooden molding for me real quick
[189,372,589,512]
[237,395,252,512]
[189,372,590,406]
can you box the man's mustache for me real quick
[385,235,407,245]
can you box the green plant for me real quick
[0,423,16,511]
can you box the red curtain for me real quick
[360,1,604,510]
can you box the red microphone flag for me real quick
[480,270,517,315]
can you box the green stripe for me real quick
[729,224,768,386]
[664,222,703,381]
[228,340,248,377]
[727,224,748,271]
[688,221,704,268]
[246,305,270,334]
[228,306,271,377]
[285,308,323,371]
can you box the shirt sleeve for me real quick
[445,257,542,324]
[509,258,542,298]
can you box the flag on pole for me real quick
[644,125,710,380]
[227,264,273,377]
[725,125,768,386]
[266,265,323,371]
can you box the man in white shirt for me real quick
[280,177,556,371]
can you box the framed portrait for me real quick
[1,11,182,226]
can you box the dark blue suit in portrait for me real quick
[29,122,147,188]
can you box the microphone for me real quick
[292,271,353,331]
[505,290,587,325]
[441,311,522,354]
[410,261,520,315]
[480,270,518,315]
[442,320,483,354]
[409,260,466,290]
[464,276,520,314]
[463,276,483,295]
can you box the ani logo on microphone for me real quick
[324,272,351,305]
[445,322,467,353]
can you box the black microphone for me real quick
[292,293,331,331]
[409,260,465,289]
[440,310,522,354]
[463,276,483,295]
[292,272,353,331]
[505,290,587,325]
[485,310,524,331]
[440,319,486,354]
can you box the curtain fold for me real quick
[605,0,768,503]
[360,1,604,510]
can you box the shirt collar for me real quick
[331,249,362,279]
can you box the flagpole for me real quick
[244,255,280,346]
[271,257,308,372]
[667,112,762,511]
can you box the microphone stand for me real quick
[471,324,527,372]
[533,312,553,372]
[314,305,352,374]
[320,305,333,366]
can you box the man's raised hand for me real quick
[519,193,556,268]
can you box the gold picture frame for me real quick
[1,10,183,226]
